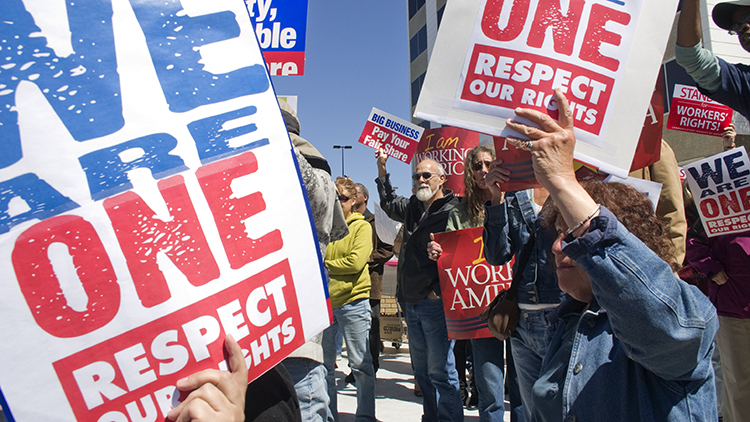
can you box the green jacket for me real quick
[325,212,373,308]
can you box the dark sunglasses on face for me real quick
[338,194,350,202]
[412,172,435,182]
[729,11,750,35]
[472,160,492,171]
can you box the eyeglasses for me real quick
[472,160,492,171]
[729,11,750,35]
[338,194,350,202]
[412,172,435,182]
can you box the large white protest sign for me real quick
[0,0,329,420]
[414,0,678,177]
[685,147,750,237]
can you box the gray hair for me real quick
[354,183,369,202]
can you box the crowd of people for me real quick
[163,1,750,421]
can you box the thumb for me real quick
[430,233,435,241]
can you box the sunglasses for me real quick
[338,194,350,202]
[412,172,435,181]
[729,11,750,35]
[471,160,492,171]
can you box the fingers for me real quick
[505,89,573,139]
[427,239,442,261]
[167,335,247,421]
[169,383,232,422]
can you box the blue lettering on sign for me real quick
[0,174,80,234]
[129,0,270,113]
[78,134,189,201]
[0,0,124,169]
[248,0,307,53]
[188,106,269,164]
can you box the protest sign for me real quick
[413,127,480,196]
[247,0,308,76]
[358,108,425,164]
[414,0,678,178]
[0,1,329,421]
[433,227,512,340]
[684,147,750,237]
[630,71,665,172]
[666,84,733,136]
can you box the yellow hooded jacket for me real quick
[324,212,373,308]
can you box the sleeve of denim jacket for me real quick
[375,174,410,224]
[562,208,718,381]
[482,201,514,266]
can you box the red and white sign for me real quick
[358,108,425,164]
[667,84,733,136]
[434,227,512,340]
[413,127,480,196]
[0,1,329,420]
[415,0,678,178]
[684,147,750,237]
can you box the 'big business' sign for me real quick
[0,1,328,421]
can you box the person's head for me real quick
[354,183,368,213]
[335,177,357,218]
[541,182,677,303]
[413,159,446,204]
[713,0,750,52]
[463,145,496,224]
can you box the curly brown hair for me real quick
[540,181,679,272]
[463,145,496,224]
[335,177,356,199]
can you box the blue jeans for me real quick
[283,357,333,422]
[322,298,376,422]
[403,298,463,422]
[471,337,505,422]
[510,308,557,422]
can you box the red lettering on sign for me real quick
[527,0,586,56]
[579,4,630,72]
[104,175,220,308]
[196,151,283,270]
[12,215,120,338]
[481,0,530,42]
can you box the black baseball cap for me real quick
[712,0,750,31]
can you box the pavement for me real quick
[334,342,512,422]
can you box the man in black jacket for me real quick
[375,149,463,422]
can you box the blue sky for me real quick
[271,1,415,203]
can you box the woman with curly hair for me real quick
[322,177,376,422]
[500,89,717,421]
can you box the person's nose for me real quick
[551,233,564,256]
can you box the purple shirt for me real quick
[687,232,750,319]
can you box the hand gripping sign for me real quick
[684,147,750,237]
[414,0,679,178]
[433,227,513,340]
[0,1,329,421]
[358,108,425,164]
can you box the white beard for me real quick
[416,183,439,202]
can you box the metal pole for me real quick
[333,145,352,176]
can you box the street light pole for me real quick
[332,145,352,177]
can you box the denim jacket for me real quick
[532,208,718,422]
[483,190,565,305]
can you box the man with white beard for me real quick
[374,148,463,422]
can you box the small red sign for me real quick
[667,84,733,137]
[357,108,425,164]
